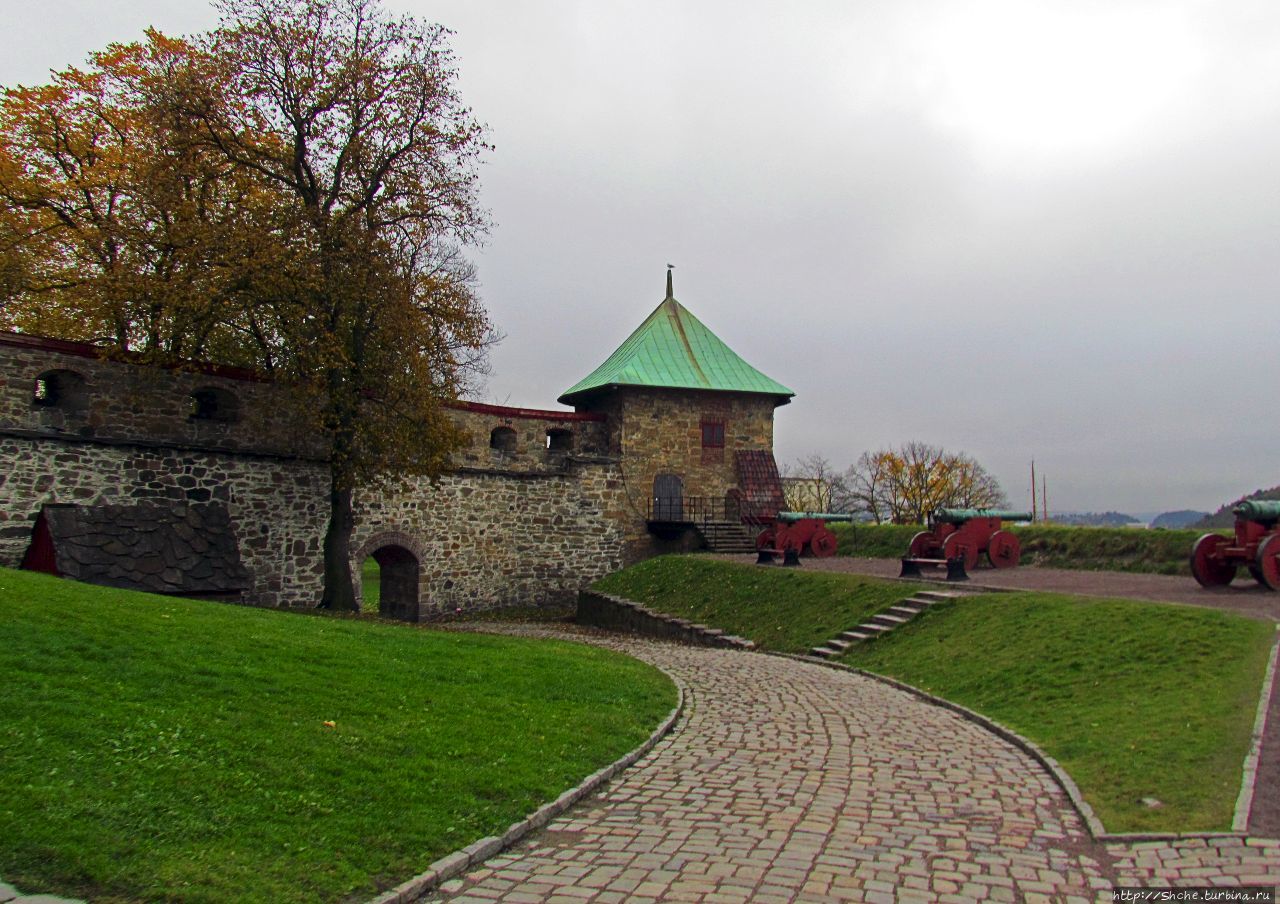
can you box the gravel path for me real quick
[425,626,1280,903]
[709,554,1280,622]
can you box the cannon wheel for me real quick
[755,526,777,551]
[810,526,838,558]
[908,531,934,557]
[1256,535,1280,590]
[942,533,979,571]
[986,530,1021,569]
[1190,533,1236,587]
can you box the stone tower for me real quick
[559,271,793,559]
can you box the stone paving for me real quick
[427,627,1276,904]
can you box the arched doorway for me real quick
[365,544,421,622]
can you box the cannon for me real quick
[902,508,1032,576]
[1190,500,1280,590]
[756,512,852,565]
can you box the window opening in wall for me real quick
[490,425,517,452]
[701,417,726,464]
[546,428,573,452]
[32,369,87,412]
[190,387,239,423]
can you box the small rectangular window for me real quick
[701,418,725,449]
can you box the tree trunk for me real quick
[318,484,357,610]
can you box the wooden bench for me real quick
[756,547,802,566]
[899,556,969,582]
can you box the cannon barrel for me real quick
[933,508,1033,524]
[1232,500,1280,522]
[776,511,856,523]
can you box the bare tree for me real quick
[781,454,851,513]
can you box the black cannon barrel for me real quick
[1232,500,1280,522]
[933,508,1034,524]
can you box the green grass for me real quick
[0,569,675,904]
[844,591,1275,832]
[831,522,1223,575]
[361,556,380,609]
[592,555,929,653]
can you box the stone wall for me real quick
[0,435,330,607]
[353,466,626,616]
[576,590,756,649]
[0,333,320,457]
[0,334,625,613]
[575,387,779,560]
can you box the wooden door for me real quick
[653,473,684,521]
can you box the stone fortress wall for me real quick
[580,387,778,559]
[0,333,630,616]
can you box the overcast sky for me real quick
[4,0,1278,516]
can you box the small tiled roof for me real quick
[22,502,251,597]
[735,450,786,520]
[558,274,794,405]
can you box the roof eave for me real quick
[559,382,794,409]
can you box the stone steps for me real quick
[697,521,759,554]
[808,590,968,659]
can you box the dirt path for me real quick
[712,554,1280,839]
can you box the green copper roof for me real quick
[559,273,794,405]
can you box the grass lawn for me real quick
[592,555,929,653]
[361,556,380,609]
[829,522,1220,575]
[0,569,675,904]
[844,591,1275,832]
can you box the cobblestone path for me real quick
[427,628,1280,902]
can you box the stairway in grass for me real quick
[808,590,968,658]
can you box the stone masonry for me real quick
[577,387,777,560]
[0,334,627,614]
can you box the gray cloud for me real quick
[4,0,1277,514]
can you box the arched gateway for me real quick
[353,532,425,622]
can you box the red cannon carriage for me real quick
[1190,500,1280,590]
[756,512,850,565]
[902,508,1031,577]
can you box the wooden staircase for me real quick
[809,590,967,658]
[697,521,759,554]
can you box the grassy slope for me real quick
[845,592,1274,832]
[830,522,1221,575]
[592,555,929,653]
[0,569,675,904]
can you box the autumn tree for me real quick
[845,442,1007,524]
[0,32,284,362]
[1,0,494,611]
[185,0,494,610]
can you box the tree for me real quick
[0,0,495,611]
[168,0,495,610]
[190,0,494,610]
[0,32,283,362]
[781,454,851,513]
[844,442,1008,524]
